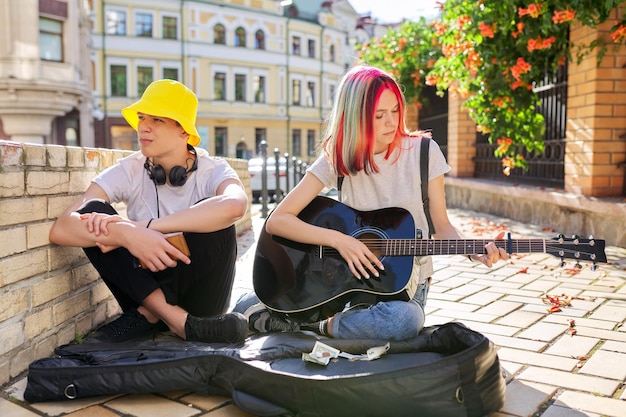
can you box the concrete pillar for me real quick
[566,13,626,197]
[446,93,477,177]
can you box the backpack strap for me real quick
[337,175,344,202]
[420,137,435,239]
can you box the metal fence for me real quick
[255,141,309,217]
[474,63,568,187]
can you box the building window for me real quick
[329,44,336,63]
[110,65,127,97]
[105,10,126,35]
[135,13,153,37]
[307,129,316,156]
[215,127,227,156]
[292,80,301,106]
[308,39,316,58]
[39,17,63,62]
[306,81,315,107]
[292,129,302,157]
[292,36,301,55]
[64,116,80,147]
[235,27,246,47]
[329,84,336,106]
[214,72,226,100]
[162,16,177,40]
[255,128,266,155]
[163,67,178,80]
[235,74,246,102]
[214,24,225,44]
[255,29,265,49]
[137,66,153,96]
[254,75,266,103]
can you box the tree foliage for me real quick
[357,1,626,174]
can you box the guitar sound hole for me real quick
[358,232,385,259]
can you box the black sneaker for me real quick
[86,309,160,343]
[244,303,300,333]
[185,312,248,344]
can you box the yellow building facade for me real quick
[91,0,354,163]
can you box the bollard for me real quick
[284,152,290,193]
[297,160,304,182]
[260,141,268,218]
[274,148,283,203]
[291,156,298,189]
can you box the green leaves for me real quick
[357,0,626,173]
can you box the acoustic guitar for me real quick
[252,196,607,323]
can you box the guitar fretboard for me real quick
[381,238,546,256]
[318,236,603,262]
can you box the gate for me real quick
[418,86,448,158]
[474,63,568,187]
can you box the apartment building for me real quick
[90,0,372,162]
[0,0,93,145]
[0,0,394,159]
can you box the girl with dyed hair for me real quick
[237,65,508,340]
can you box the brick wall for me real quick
[446,93,477,177]
[0,140,252,386]
[566,12,626,197]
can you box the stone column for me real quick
[0,0,91,144]
[446,93,476,177]
[566,13,626,197]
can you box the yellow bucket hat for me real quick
[122,79,201,146]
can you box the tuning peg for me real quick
[571,235,580,244]
[560,259,566,268]
[591,263,598,271]
[575,262,582,269]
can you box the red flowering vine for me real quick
[357,1,626,172]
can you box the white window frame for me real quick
[252,68,269,104]
[159,11,180,40]
[211,65,230,101]
[134,60,155,97]
[133,9,155,38]
[107,57,130,98]
[104,6,127,36]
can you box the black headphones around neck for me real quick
[144,143,198,187]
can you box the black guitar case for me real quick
[24,322,506,417]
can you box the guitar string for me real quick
[318,239,599,257]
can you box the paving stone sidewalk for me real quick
[2,205,625,417]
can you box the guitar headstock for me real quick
[546,235,607,270]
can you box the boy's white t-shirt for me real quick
[94,148,240,221]
[308,137,451,295]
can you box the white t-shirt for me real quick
[308,137,451,293]
[94,148,240,221]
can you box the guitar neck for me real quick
[380,238,546,256]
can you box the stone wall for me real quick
[0,140,251,386]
